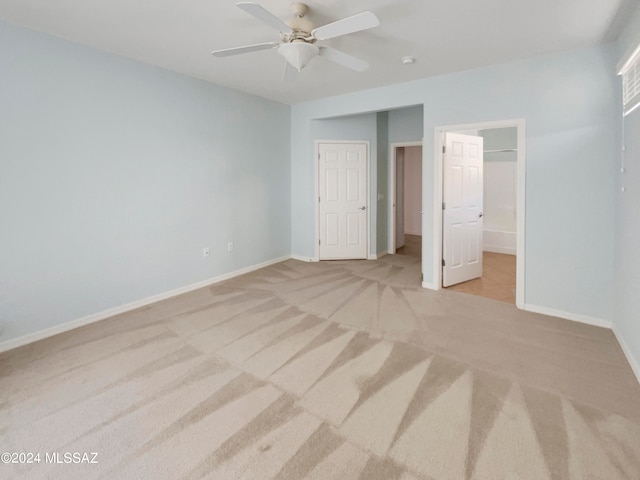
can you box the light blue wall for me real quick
[389,105,424,143]
[311,114,378,256]
[376,112,389,254]
[0,22,291,343]
[614,4,640,373]
[292,44,618,322]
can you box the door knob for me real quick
[359,206,366,210]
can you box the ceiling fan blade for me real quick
[319,47,369,72]
[211,42,279,57]
[311,11,379,40]
[236,2,293,34]
[282,61,298,82]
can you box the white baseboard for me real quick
[291,254,318,262]
[523,303,612,329]
[422,281,439,290]
[612,325,640,386]
[0,255,291,354]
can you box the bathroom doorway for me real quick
[434,120,525,307]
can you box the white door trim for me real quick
[430,119,526,309]
[314,140,371,261]
[388,141,423,254]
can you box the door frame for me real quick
[388,141,423,254]
[432,119,526,308]
[314,140,371,261]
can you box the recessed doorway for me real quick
[389,142,423,264]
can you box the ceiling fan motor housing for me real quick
[284,2,314,41]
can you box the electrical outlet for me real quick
[202,247,210,258]
[227,242,234,252]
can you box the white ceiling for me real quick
[0,0,635,104]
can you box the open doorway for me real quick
[389,142,422,261]
[434,120,525,308]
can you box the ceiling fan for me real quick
[211,2,380,80]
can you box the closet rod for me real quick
[484,148,517,153]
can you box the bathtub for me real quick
[483,229,516,255]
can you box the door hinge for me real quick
[442,202,446,210]
[318,196,321,203]
[442,259,445,267]
[442,145,446,153]
[319,239,321,246]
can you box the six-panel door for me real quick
[443,133,484,287]
[318,143,368,260]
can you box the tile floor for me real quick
[447,251,517,304]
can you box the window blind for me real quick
[621,46,640,116]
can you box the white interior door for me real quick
[318,142,368,260]
[442,132,484,287]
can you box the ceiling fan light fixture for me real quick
[212,3,379,77]
[278,41,319,71]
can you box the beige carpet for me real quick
[1,257,640,479]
